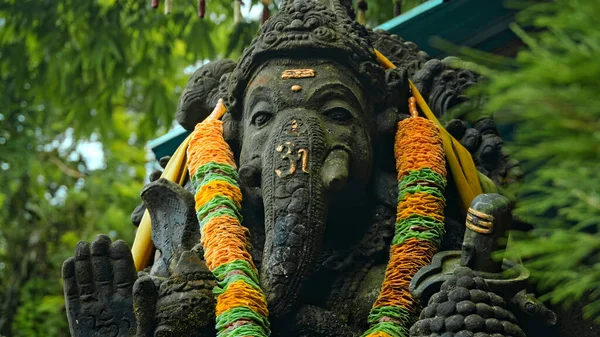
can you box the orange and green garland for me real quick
[362,97,447,337]
[187,100,270,337]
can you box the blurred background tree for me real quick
[0,0,424,336]
[458,0,600,325]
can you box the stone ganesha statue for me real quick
[61,0,551,336]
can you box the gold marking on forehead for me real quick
[281,69,315,79]
[291,85,302,92]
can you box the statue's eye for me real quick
[324,107,353,122]
[251,111,273,127]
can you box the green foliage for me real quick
[466,0,600,323]
[0,0,221,140]
[12,279,68,337]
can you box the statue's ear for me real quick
[222,110,241,161]
[176,59,237,131]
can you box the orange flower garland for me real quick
[187,100,270,337]
[362,96,447,337]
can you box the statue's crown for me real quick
[240,0,376,74]
[227,0,385,114]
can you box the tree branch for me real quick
[47,156,86,179]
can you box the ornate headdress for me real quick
[226,0,386,115]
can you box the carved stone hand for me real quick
[133,246,216,337]
[62,235,137,337]
[132,178,216,337]
[409,194,532,336]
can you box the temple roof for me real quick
[376,0,522,58]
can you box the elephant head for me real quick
[234,58,380,317]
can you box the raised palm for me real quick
[62,235,137,337]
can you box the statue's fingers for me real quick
[91,234,113,300]
[62,257,81,314]
[133,276,158,337]
[460,128,481,153]
[74,241,96,299]
[473,116,498,136]
[445,119,467,140]
[149,169,162,182]
[110,240,137,298]
[131,203,146,227]
[159,155,171,169]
